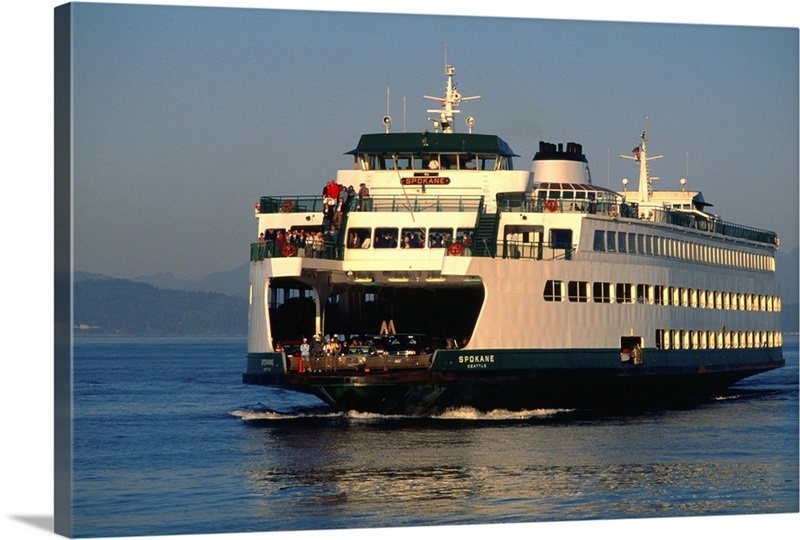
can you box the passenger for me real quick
[311,336,324,370]
[322,337,337,370]
[323,198,335,230]
[462,231,472,256]
[333,197,345,227]
[300,338,310,371]
[294,229,306,257]
[275,230,286,254]
[358,182,371,211]
[326,179,340,201]
[509,231,520,259]
[304,231,315,257]
[264,228,276,257]
[324,227,339,258]
[257,232,266,259]
[313,232,324,258]
[344,186,357,212]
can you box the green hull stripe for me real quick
[247,347,784,375]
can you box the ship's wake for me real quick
[431,406,573,421]
[229,404,574,424]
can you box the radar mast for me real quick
[621,125,663,204]
[423,65,480,133]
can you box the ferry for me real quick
[243,65,784,415]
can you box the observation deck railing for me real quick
[496,193,778,246]
[257,195,484,215]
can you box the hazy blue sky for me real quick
[63,2,799,282]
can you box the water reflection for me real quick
[234,402,797,529]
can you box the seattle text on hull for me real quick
[243,64,785,416]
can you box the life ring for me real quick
[281,244,297,257]
[280,200,296,213]
[448,242,464,256]
[544,199,558,213]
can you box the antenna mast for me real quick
[423,64,480,133]
[620,120,663,204]
[382,86,392,133]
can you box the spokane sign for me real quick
[400,177,451,185]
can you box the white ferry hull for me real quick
[243,64,785,416]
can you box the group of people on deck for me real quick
[321,179,371,232]
[296,334,371,372]
[317,180,371,257]
[278,333,470,372]
[255,180,370,259]
[257,228,327,259]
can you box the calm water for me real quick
[70,336,799,538]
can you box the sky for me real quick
[1,3,799,540]
[57,1,799,282]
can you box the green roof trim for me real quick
[346,132,518,156]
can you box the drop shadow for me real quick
[10,515,54,533]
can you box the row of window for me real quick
[358,153,507,171]
[543,280,781,312]
[347,226,474,249]
[655,329,783,350]
[592,229,774,272]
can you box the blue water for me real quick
[69,336,799,538]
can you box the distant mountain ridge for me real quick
[133,263,251,298]
[73,276,247,336]
[75,263,250,299]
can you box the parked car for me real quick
[370,334,432,356]
[341,344,379,369]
